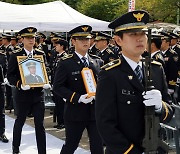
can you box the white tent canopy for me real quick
[0,1,110,32]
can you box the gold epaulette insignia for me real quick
[106,48,113,54]
[170,49,176,54]
[155,54,163,61]
[89,53,101,59]
[151,60,162,65]
[169,80,176,86]
[35,48,44,53]
[61,54,73,60]
[101,59,121,71]
[0,50,5,55]
[12,48,22,53]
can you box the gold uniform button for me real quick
[127,101,131,104]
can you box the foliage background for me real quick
[0,0,179,24]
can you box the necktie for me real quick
[81,57,88,67]
[134,65,143,83]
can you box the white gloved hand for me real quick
[79,94,94,104]
[21,84,30,90]
[1,78,9,85]
[143,89,162,110]
[43,84,51,89]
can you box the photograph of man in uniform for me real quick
[24,61,43,84]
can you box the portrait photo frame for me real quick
[17,55,49,87]
[81,67,96,97]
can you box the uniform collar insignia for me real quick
[128,75,133,80]
[133,13,144,21]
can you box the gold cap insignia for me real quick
[128,75,133,80]
[81,27,88,32]
[27,28,34,33]
[133,13,144,21]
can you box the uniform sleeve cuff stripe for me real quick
[162,101,168,121]
[16,80,20,88]
[124,144,134,154]
[70,92,76,103]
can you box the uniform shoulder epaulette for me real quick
[151,60,162,66]
[0,50,5,55]
[35,48,44,53]
[106,48,114,54]
[101,59,121,71]
[12,48,22,53]
[177,44,180,49]
[170,49,176,54]
[89,53,101,59]
[155,54,164,61]
[61,54,73,60]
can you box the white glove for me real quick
[21,84,30,90]
[143,89,162,110]
[1,78,9,85]
[78,94,94,104]
[43,84,51,89]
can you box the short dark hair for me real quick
[56,39,68,50]
[151,39,162,49]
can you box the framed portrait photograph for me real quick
[17,55,49,87]
[81,67,96,97]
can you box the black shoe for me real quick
[57,124,65,129]
[0,134,9,143]
[13,146,20,154]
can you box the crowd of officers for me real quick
[0,14,179,153]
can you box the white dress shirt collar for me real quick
[122,54,142,71]
[24,48,34,56]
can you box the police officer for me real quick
[53,39,68,129]
[2,33,14,110]
[0,50,8,143]
[160,31,179,94]
[150,34,165,68]
[7,27,51,154]
[88,32,98,55]
[95,32,118,64]
[53,25,104,154]
[95,10,174,154]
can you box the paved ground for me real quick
[5,109,177,154]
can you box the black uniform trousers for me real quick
[13,100,46,154]
[60,121,103,154]
[53,93,64,125]
[0,86,5,135]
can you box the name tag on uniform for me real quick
[81,68,96,97]
[72,71,80,75]
[122,89,135,96]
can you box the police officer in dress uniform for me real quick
[95,10,174,154]
[150,34,165,68]
[7,27,51,154]
[88,32,99,55]
[2,33,14,110]
[53,25,104,154]
[95,32,118,64]
[53,39,68,129]
[0,49,9,143]
[160,31,179,95]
